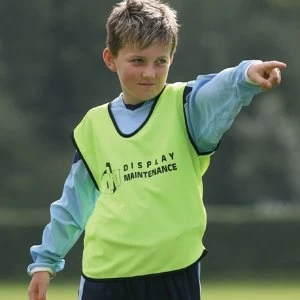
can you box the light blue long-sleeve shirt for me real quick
[27,60,261,277]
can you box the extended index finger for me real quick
[263,60,287,71]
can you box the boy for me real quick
[27,0,286,299]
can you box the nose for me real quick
[142,65,155,79]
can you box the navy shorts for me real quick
[78,262,201,300]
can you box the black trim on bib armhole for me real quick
[182,85,202,156]
[71,132,100,191]
[182,86,217,156]
[108,86,166,138]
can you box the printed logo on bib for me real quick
[100,152,178,194]
[100,163,121,194]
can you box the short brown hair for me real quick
[106,0,179,56]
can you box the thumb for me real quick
[38,283,48,300]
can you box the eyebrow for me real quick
[128,55,169,59]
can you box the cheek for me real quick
[120,68,139,83]
[158,67,170,80]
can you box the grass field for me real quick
[1,279,299,300]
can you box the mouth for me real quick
[138,83,155,86]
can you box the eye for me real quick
[131,58,144,64]
[156,58,167,65]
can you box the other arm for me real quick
[28,152,99,300]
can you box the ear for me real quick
[103,48,117,72]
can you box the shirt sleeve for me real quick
[27,152,100,277]
[184,60,262,153]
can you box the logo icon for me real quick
[100,163,121,194]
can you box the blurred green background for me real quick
[0,0,299,298]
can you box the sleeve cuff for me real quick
[27,263,56,279]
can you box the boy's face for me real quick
[103,43,173,104]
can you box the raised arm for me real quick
[184,60,286,153]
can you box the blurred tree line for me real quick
[0,0,300,210]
